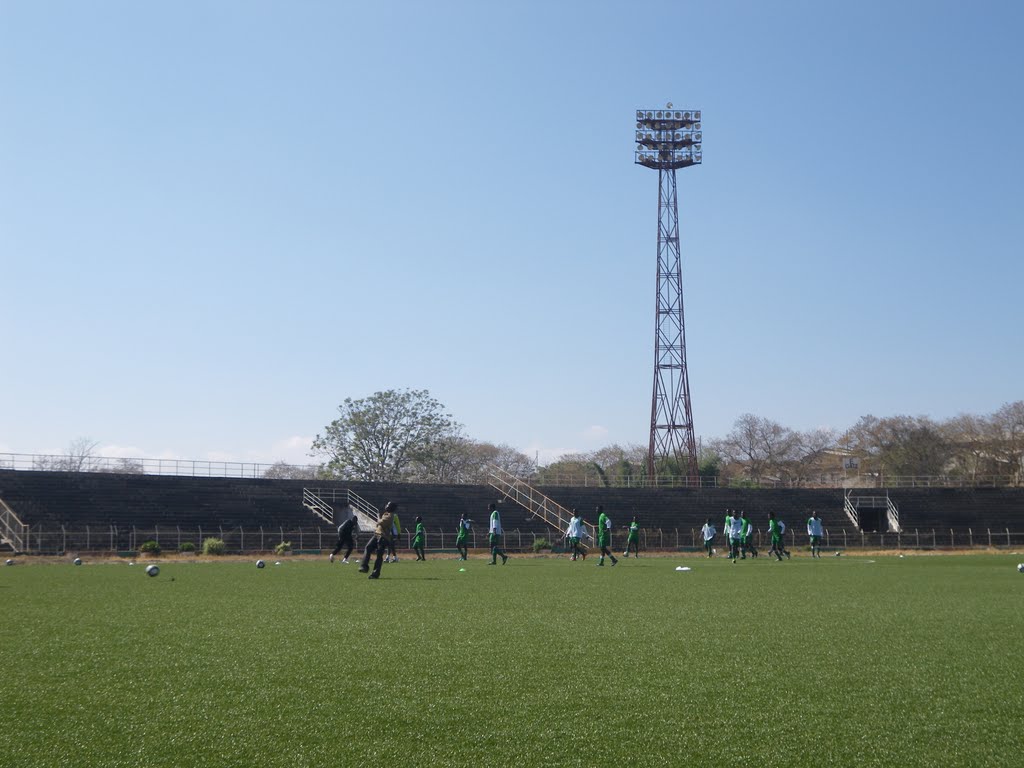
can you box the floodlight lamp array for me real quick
[634,108,702,170]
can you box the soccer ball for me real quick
[274,561,281,566]
[256,560,265,569]
[145,564,160,577]
[1017,563,1024,573]
[73,558,82,566]
[5,559,13,566]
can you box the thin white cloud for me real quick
[581,425,609,441]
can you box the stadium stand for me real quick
[0,469,1020,553]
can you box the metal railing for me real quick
[12,524,1024,555]
[1,452,1021,489]
[303,487,379,526]
[1,497,28,552]
[487,465,596,539]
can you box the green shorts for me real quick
[810,535,820,546]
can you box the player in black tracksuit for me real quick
[329,515,358,563]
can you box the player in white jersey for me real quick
[700,518,716,558]
[725,510,744,563]
[564,509,588,561]
[806,511,824,558]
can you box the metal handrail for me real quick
[486,465,596,539]
[0,497,28,552]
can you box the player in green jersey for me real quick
[596,505,618,567]
[456,512,472,561]
[412,516,426,561]
[767,511,784,561]
[623,515,640,558]
[740,512,757,558]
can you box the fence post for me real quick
[260,527,264,551]
[62,525,66,554]
[131,525,136,551]
[86,525,90,551]
[950,529,954,548]
[843,529,847,548]
[916,529,920,548]
[932,530,936,548]
[1007,528,1011,547]
[198,526,203,546]
[300,529,304,550]
[110,525,115,552]
[968,528,973,547]
[240,527,244,552]
[177,526,181,551]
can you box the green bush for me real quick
[139,540,161,556]
[202,537,226,556]
[179,542,196,553]
[531,537,553,553]
[274,541,292,556]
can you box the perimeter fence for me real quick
[2,452,1020,489]
[13,525,1024,555]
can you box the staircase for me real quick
[302,488,379,531]
[485,465,595,539]
[844,489,901,532]
[1,497,28,553]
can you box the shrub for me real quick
[139,540,161,556]
[202,537,226,556]
[531,537,553,553]
[179,542,196,553]
[274,541,292,556]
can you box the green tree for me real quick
[311,389,461,481]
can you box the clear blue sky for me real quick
[3,1,1022,466]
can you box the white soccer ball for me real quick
[145,564,160,577]
[73,558,82,566]
[1017,563,1024,573]
[256,559,265,569]
[5,559,13,566]
[274,561,281,566]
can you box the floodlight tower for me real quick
[635,105,702,483]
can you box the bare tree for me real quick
[262,461,318,480]
[848,415,950,479]
[33,437,101,472]
[717,414,800,485]
[990,401,1024,484]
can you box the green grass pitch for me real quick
[2,553,1022,767]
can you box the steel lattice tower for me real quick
[635,106,702,482]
